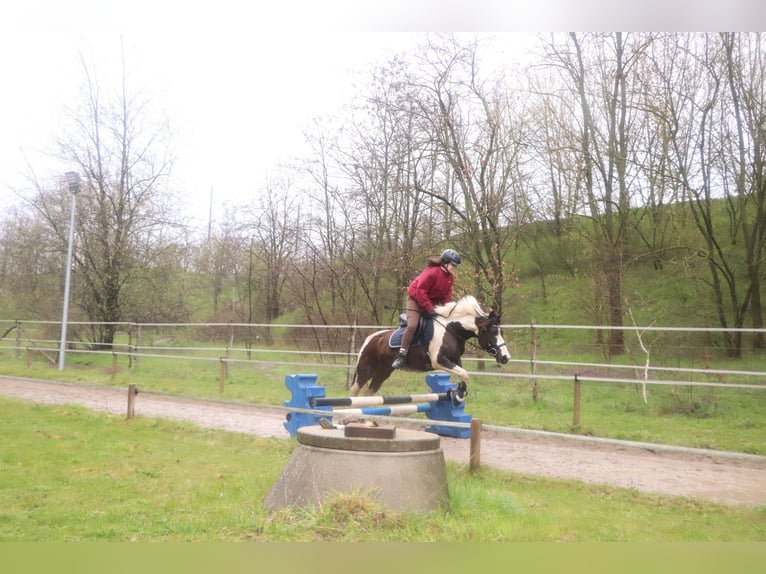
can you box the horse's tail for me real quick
[349,329,390,395]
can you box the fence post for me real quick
[346,322,357,390]
[573,374,581,429]
[219,357,226,393]
[225,323,233,378]
[530,320,539,401]
[127,327,133,369]
[134,324,142,370]
[127,384,138,419]
[111,351,118,382]
[15,320,21,359]
[470,418,482,473]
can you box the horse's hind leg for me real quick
[348,375,363,396]
[367,369,394,396]
[348,368,371,396]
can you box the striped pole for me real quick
[333,403,432,417]
[310,393,448,408]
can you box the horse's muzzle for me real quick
[487,343,510,364]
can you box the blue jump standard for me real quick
[282,372,472,439]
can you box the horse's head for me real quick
[475,311,511,365]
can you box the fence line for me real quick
[3,317,766,333]
[7,343,765,392]
[508,323,766,333]
[2,319,765,392]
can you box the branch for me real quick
[626,300,655,404]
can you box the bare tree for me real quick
[0,203,63,320]
[296,118,361,326]
[195,208,245,316]
[543,32,652,355]
[39,49,175,348]
[407,34,530,314]
[721,32,766,350]
[523,69,589,299]
[338,58,443,322]
[656,33,766,355]
[246,174,301,325]
[629,35,691,271]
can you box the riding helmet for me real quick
[440,249,461,266]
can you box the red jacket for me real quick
[407,264,454,313]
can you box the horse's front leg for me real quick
[433,352,470,403]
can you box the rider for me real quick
[391,248,461,369]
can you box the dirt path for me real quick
[2,376,765,507]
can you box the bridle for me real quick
[478,321,508,358]
[433,312,506,358]
[484,338,508,358]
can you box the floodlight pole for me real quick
[58,172,81,371]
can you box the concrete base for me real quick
[264,426,449,513]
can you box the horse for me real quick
[348,295,511,399]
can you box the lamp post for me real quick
[58,171,81,371]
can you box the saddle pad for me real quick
[387,315,434,349]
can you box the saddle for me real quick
[387,313,435,349]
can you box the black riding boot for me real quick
[391,350,407,369]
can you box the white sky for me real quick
[0,3,430,226]
[1,1,761,228]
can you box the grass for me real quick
[0,397,764,542]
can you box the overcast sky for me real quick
[1,1,761,228]
[0,3,430,226]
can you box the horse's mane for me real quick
[435,295,487,319]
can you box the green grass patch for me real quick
[0,398,764,542]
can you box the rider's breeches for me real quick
[399,296,422,354]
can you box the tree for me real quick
[408,34,530,314]
[335,57,442,323]
[524,67,590,298]
[544,32,652,355]
[246,174,301,325]
[721,32,766,350]
[656,33,766,355]
[0,203,63,320]
[195,210,245,317]
[36,50,176,348]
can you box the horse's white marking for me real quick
[428,296,491,383]
[495,330,512,363]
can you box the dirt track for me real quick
[2,376,765,507]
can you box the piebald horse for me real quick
[349,295,511,399]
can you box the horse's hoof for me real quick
[449,383,468,406]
